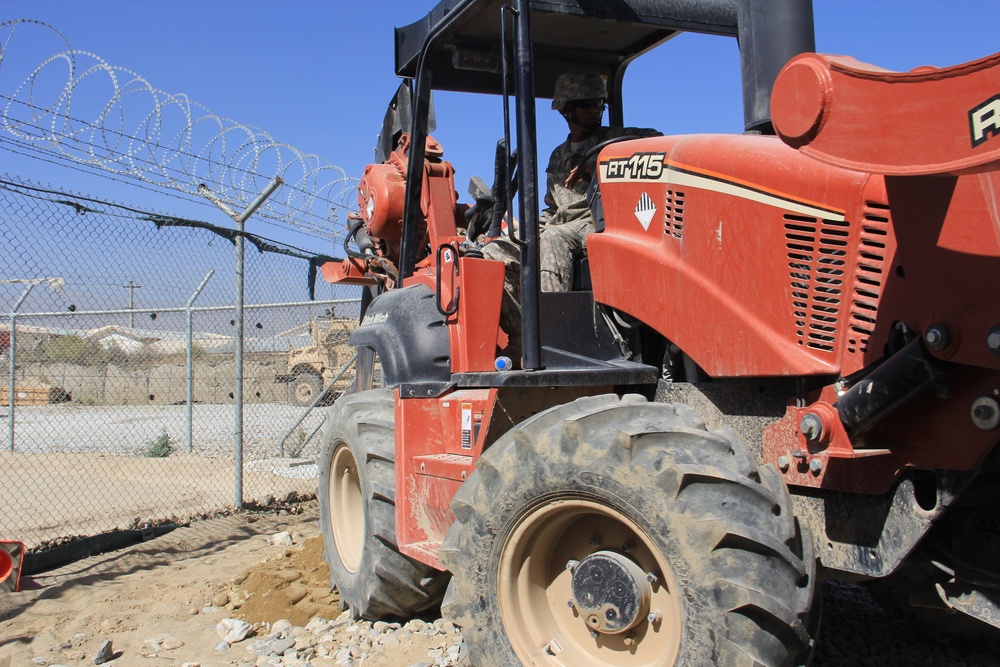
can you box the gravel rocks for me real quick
[66,578,997,666]
[218,618,254,643]
[218,581,999,667]
[234,612,465,667]
[92,639,113,664]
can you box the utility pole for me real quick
[123,279,142,328]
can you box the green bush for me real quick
[26,335,110,366]
[144,429,174,458]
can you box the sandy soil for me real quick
[4,500,998,666]
[0,502,435,667]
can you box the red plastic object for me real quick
[0,540,25,592]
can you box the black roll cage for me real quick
[393,0,815,370]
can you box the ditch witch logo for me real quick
[970,94,1000,148]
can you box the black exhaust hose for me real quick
[343,217,376,259]
[835,336,953,435]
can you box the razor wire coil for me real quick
[0,19,356,242]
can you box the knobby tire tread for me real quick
[317,389,447,620]
[441,393,817,667]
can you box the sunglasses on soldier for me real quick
[572,98,606,110]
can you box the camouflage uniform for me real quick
[539,126,659,291]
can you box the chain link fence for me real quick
[1,175,362,549]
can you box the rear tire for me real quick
[441,393,817,666]
[317,389,448,619]
[290,372,323,407]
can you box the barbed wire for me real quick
[0,175,339,263]
[0,19,357,242]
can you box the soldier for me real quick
[539,70,660,291]
[481,69,660,360]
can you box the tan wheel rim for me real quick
[295,382,315,404]
[329,443,364,572]
[498,499,683,666]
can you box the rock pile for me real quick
[221,614,464,667]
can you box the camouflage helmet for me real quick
[551,70,607,111]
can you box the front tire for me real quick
[317,389,447,619]
[441,394,817,666]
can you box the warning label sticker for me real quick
[634,192,656,230]
[461,402,473,449]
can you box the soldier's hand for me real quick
[564,164,587,189]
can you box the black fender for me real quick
[349,284,451,387]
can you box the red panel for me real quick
[396,389,497,569]
[772,51,1000,176]
[449,257,505,373]
[870,175,1000,371]
[592,133,1000,378]
[591,134,867,377]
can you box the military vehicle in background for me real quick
[276,316,356,406]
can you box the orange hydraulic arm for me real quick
[771,50,1000,176]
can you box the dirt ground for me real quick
[0,502,437,667]
[4,500,999,666]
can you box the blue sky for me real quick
[2,1,997,255]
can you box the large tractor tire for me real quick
[317,389,448,619]
[440,394,817,666]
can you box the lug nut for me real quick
[646,572,658,585]
[777,456,791,472]
[924,325,949,351]
[588,535,603,548]
[623,635,635,646]
[566,560,579,572]
[647,610,662,624]
[809,458,823,475]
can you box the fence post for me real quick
[279,351,358,458]
[186,269,215,453]
[198,177,282,508]
[7,283,36,452]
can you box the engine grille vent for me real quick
[785,214,849,353]
[847,202,890,355]
[664,189,684,239]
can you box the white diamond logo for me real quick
[634,192,656,231]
